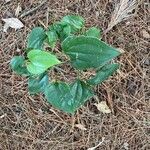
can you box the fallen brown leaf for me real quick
[2,18,24,32]
[95,101,111,113]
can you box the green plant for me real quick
[10,15,121,114]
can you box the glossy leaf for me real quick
[60,15,84,33]
[49,22,72,41]
[88,63,119,85]
[28,73,49,94]
[27,50,61,75]
[60,24,72,40]
[27,27,46,49]
[62,36,121,70]
[69,80,94,112]
[10,56,29,76]
[49,22,63,34]
[44,82,73,113]
[46,30,58,48]
[85,27,101,38]
[63,25,71,35]
[44,80,94,114]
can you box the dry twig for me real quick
[20,0,47,18]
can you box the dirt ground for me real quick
[0,0,149,150]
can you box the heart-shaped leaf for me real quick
[60,15,84,33]
[88,63,119,85]
[27,50,61,75]
[44,82,73,113]
[49,22,63,34]
[60,24,72,40]
[28,73,49,95]
[10,56,29,76]
[85,27,101,38]
[46,30,58,48]
[49,22,72,41]
[44,80,94,114]
[27,27,46,49]
[69,80,94,112]
[62,36,121,70]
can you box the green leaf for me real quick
[63,24,71,35]
[60,25,72,40]
[69,80,94,112]
[60,15,84,33]
[27,27,46,49]
[27,50,61,75]
[46,30,58,48]
[44,80,94,114]
[49,22,72,41]
[49,22,63,34]
[62,36,121,70]
[85,27,101,38]
[88,63,119,85]
[44,82,73,113]
[28,73,49,94]
[10,56,30,76]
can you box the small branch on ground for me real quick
[20,0,47,18]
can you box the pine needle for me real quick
[105,0,138,33]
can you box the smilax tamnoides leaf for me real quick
[27,50,61,75]
[62,36,121,70]
[10,15,121,114]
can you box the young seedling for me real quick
[10,15,121,114]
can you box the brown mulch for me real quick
[0,0,149,150]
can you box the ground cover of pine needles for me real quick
[0,0,149,149]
